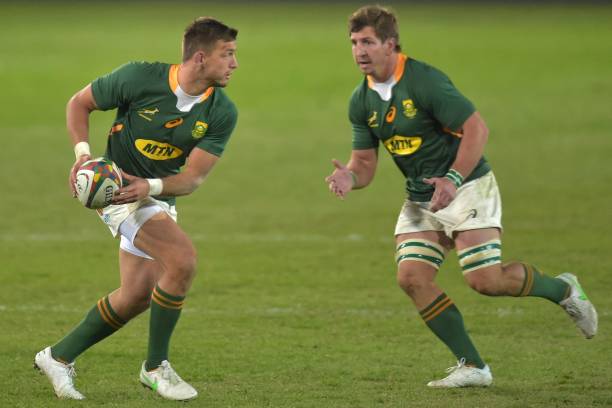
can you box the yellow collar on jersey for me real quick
[367,53,408,89]
[168,64,214,102]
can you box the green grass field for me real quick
[1,2,611,407]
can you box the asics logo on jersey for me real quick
[137,107,159,122]
[368,111,378,128]
[383,135,422,156]
[135,139,183,160]
[385,106,397,123]
[164,118,184,128]
[109,123,124,135]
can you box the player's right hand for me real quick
[423,176,457,212]
[112,171,150,205]
[69,154,92,197]
[325,159,353,200]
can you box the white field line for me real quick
[0,232,391,244]
[0,304,400,316]
[4,304,604,317]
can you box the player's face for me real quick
[350,26,394,81]
[204,40,238,87]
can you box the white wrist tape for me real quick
[147,178,163,196]
[74,141,91,160]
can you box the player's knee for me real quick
[464,268,501,296]
[113,291,151,320]
[395,239,444,296]
[458,239,502,295]
[396,266,418,295]
[169,244,198,280]
[131,293,152,315]
[396,263,434,296]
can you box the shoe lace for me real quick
[564,301,583,319]
[61,362,77,379]
[445,358,466,374]
[160,361,181,385]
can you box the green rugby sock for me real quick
[420,293,485,369]
[51,296,125,363]
[146,285,185,371]
[517,263,570,303]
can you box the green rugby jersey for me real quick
[349,54,490,201]
[91,61,238,204]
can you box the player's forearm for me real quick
[149,148,218,197]
[155,171,206,197]
[66,86,97,146]
[347,150,378,189]
[66,96,91,145]
[347,162,376,189]
[347,163,373,189]
[449,112,489,179]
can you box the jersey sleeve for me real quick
[349,87,379,150]
[414,65,476,131]
[91,62,142,111]
[195,98,238,157]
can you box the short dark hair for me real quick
[183,17,238,62]
[348,5,401,52]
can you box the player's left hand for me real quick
[112,171,150,204]
[423,176,457,212]
[325,159,353,200]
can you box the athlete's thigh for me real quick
[133,211,195,265]
[395,230,454,278]
[453,228,500,251]
[118,248,162,297]
[453,228,503,278]
[395,231,453,250]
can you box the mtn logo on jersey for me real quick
[192,121,208,139]
[383,135,422,155]
[135,139,183,160]
[402,99,417,118]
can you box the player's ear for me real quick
[384,38,396,55]
[193,50,206,65]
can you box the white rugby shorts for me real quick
[395,171,502,238]
[97,197,177,259]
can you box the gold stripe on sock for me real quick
[100,298,123,329]
[423,298,454,322]
[525,264,535,295]
[519,265,534,297]
[97,299,121,330]
[421,296,452,322]
[151,290,183,310]
[419,294,448,317]
[153,287,184,307]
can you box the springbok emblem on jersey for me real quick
[402,99,417,119]
[367,111,378,128]
[192,121,208,139]
[137,107,159,122]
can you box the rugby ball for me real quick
[74,158,122,209]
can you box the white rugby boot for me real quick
[34,347,85,400]
[557,273,598,339]
[427,358,493,388]
[139,360,198,401]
